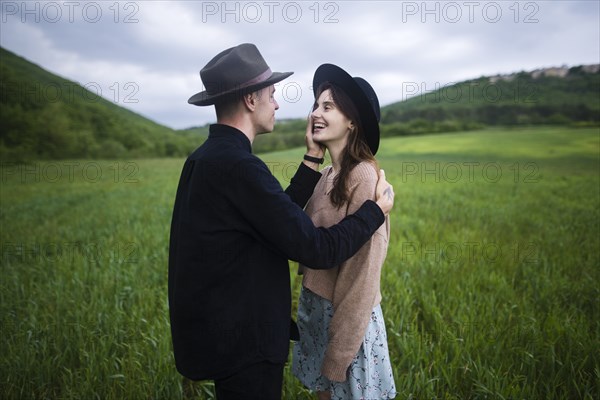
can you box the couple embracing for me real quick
[168,43,396,400]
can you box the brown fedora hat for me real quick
[188,43,293,106]
[313,64,381,155]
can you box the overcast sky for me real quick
[1,0,599,129]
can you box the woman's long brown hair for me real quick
[315,82,378,209]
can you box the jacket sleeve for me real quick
[226,156,384,269]
[284,162,322,208]
[320,166,390,382]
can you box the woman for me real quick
[292,64,396,399]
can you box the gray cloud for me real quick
[1,0,598,129]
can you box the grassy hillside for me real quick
[0,47,201,161]
[257,67,600,152]
[380,68,600,135]
[1,126,598,399]
[2,46,598,159]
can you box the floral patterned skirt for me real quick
[292,287,396,399]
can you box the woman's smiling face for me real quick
[310,89,354,149]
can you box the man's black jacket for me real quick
[168,124,385,380]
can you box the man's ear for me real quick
[242,92,256,112]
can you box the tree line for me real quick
[1,46,598,160]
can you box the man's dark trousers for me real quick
[214,361,284,400]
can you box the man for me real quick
[168,43,394,399]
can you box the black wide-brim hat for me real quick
[312,63,381,155]
[189,43,293,106]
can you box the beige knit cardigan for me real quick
[299,161,390,382]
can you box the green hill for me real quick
[379,66,600,136]
[0,47,201,161]
[2,45,598,160]
[255,65,599,152]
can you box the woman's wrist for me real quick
[303,154,324,164]
[302,154,323,171]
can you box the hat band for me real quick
[239,68,272,89]
[203,68,274,96]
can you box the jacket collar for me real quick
[209,124,252,153]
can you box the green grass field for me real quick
[1,126,598,399]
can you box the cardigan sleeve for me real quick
[226,156,385,269]
[320,163,390,382]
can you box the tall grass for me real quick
[1,127,598,399]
